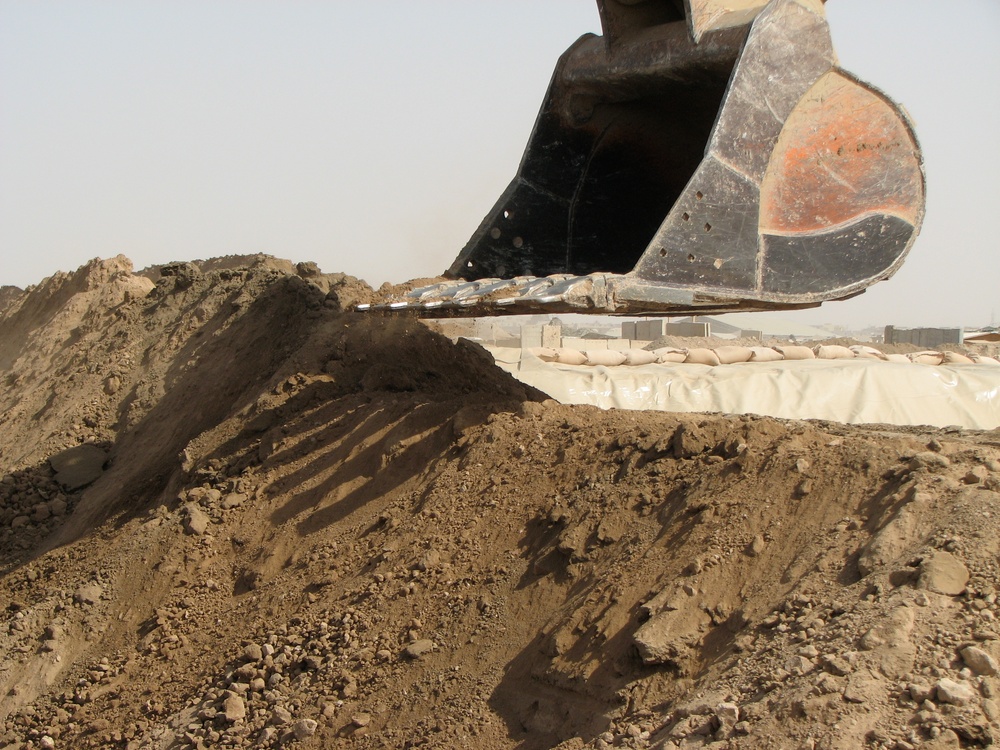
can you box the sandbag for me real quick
[885,353,912,364]
[942,351,974,365]
[653,347,687,364]
[748,346,784,362]
[622,349,659,366]
[584,350,627,367]
[909,351,944,365]
[814,345,856,360]
[528,347,559,362]
[774,345,815,360]
[554,348,588,366]
[850,345,887,360]
[684,348,721,366]
[714,345,753,364]
[971,354,1000,366]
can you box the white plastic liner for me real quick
[486,347,1000,429]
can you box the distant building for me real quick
[884,326,963,348]
[700,313,831,341]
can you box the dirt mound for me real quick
[0,286,22,315]
[1,257,999,750]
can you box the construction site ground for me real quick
[1,256,1000,750]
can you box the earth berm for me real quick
[1,256,999,750]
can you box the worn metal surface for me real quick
[685,0,771,42]
[367,0,925,317]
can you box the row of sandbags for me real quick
[529,343,1000,368]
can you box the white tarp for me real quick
[487,347,1000,429]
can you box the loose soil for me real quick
[1,256,999,750]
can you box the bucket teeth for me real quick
[357,273,826,318]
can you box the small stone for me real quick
[824,655,852,676]
[270,706,293,726]
[221,493,246,510]
[715,702,739,728]
[785,655,814,675]
[403,639,436,659]
[74,582,103,605]
[683,558,703,576]
[918,551,969,596]
[44,623,63,640]
[935,677,976,706]
[104,375,121,395]
[257,726,279,745]
[813,673,842,695]
[243,643,263,662]
[223,693,246,722]
[49,444,107,490]
[292,719,318,740]
[960,645,998,676]
[745,535,765,557]
[39,737,55,750]
[634,608,709,666]
[351,713,371,728]
[963,466,989,485]
[183,505,210,536]
[909,452,951,471]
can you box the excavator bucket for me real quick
[361,0,924,316]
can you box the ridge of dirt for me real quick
[0,286,22,316]
[1,257,999,750]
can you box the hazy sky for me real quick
[1,1,998,329]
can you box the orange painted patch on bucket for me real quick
[759,71,923,235]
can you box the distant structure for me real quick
[884,325,963,348]
[521,323,562,349]
[703,313,831,341]
[621,319,710,340]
